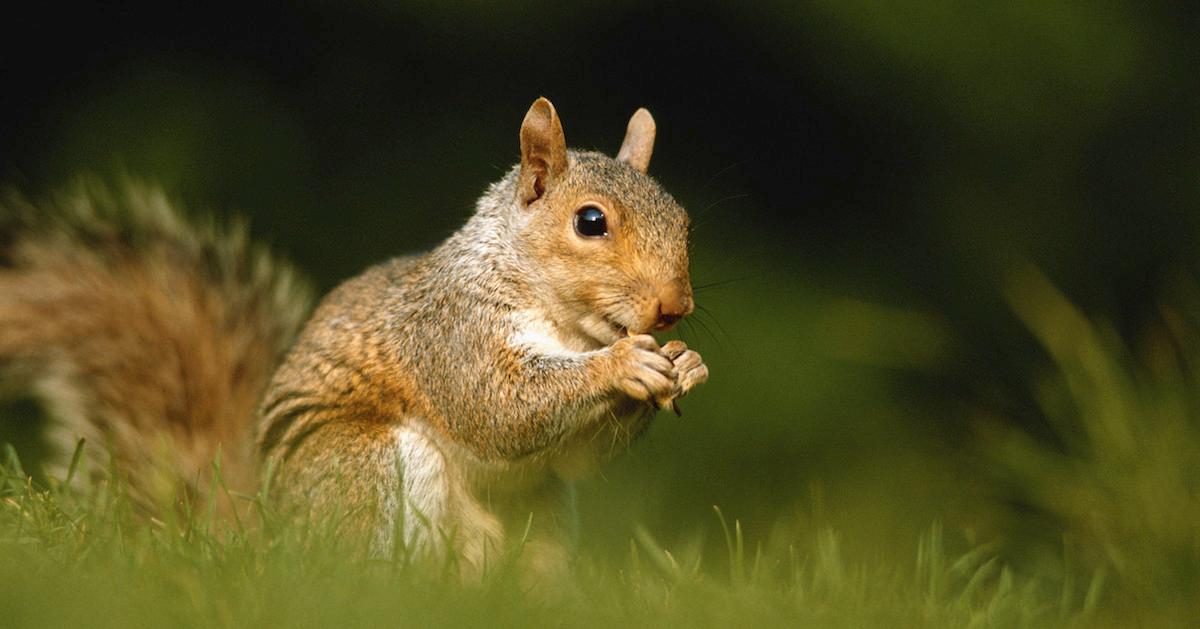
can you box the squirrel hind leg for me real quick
[392,424,506,578]
[270,418,503,574]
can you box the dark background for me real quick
[3,2,1199,561]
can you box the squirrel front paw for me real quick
[608,334,677,403]
[660,340,709,399]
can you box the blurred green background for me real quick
[3,2,1200,622]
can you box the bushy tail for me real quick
[0,180,312,510]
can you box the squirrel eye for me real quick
[574,205,608,238]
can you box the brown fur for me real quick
[259,100,708,576]
[0,99,708,578]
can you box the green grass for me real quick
[2,270,1199,627]
[0,452,1086,629]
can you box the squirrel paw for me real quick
[661,340,709,400]
[609,334,677,403]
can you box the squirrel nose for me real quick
[654,282,693,331]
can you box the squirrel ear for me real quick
[518,97,568,205]
[616,108,655,173]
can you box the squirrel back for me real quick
[0,181,311,510]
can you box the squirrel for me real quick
[0,97,707,578]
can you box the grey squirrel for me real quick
[0,97,708,578]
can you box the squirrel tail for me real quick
[0,179,312,511]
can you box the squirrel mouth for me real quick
[601,316,634,340]
[588,313,643,346]
[607,318,645,339]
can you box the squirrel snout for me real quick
[653,283,693,331]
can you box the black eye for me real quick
[574,205,608,238]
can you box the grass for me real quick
[1,270,1198,627]
[0,450,1086,629]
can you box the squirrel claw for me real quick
[654,394,681,415]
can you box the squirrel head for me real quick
[510,97,693,347]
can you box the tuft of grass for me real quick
[983,267,1200,625]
